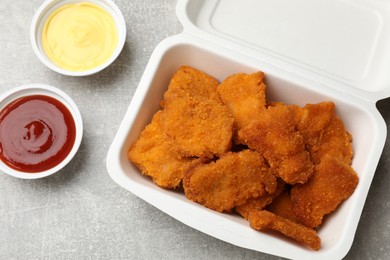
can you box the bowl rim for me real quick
[30,0,127,76]
[0,83,83,179]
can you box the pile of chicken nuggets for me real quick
[128,65,359,250]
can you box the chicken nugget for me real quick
[297,102,353,165]
[318,117,353,165]
[291,155,359,228]
[239,105,314,184]
[266,189,299,223]
[236,179,285,220]
[160,96,234,158]
[183,150,277,212]
[161,65,222,106]
[128,111,200,189]
[247,210,321,251]
[267,102,303,126]
[218,72,267,142]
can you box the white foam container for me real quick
[106,1,390,259]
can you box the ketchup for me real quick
[0,95,76,173]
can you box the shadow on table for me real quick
[80,41,134,87]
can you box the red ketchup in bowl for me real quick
[0,95,76,173]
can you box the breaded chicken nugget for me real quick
[318,117,353,165]
[267,102,303,126]
[291,155,359,228]
[297,102,353,165]
[236,179,285,220]
[247,210,321,251]
[218,72,267,141]
[269,101,353,165]
[161,65,222,107]
[239,105,314,184]
[183,150,277,212]
[128,111,200,188]
[266,189,299,223]
[160,96,234,158]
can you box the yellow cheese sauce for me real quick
[42,2,118,72]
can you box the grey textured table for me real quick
[1,1,389,259]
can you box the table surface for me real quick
[1,1,389,259]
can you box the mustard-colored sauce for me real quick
[42,2,118,72]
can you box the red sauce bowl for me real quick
[0,84,83,179]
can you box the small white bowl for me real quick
[0,84,83,179]
[30,0,127,76]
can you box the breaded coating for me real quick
[297,102,353,165]
[247,210,321,251]
[217,72,267,141]
[266,189,299,223]
[183,150,277,212]
[236,179,285,220]
[238,105,314,184]
[128,111,200,188]
[161,65,221,106]
[160,97,234,158]
[318,117,353,164]
[267,102,303,126]
[128,66,358,251]
[291,155,359,228]
[159,65,234,158]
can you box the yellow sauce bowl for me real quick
[31,0,126,76]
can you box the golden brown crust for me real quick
[236,179,285,220]
[128,111,201,188]
[266,189,299,223]
[161,65,222,107]
[238,105,314,184]
[159,66,234,158]
[183,150,277,212]
[160,97,234,158]
[297,102,353,165]
[218,72,267,142]
[291,155,359,228]
[247,210,321,251]
[128,66,359,251]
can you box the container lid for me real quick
[176,0,390,102]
